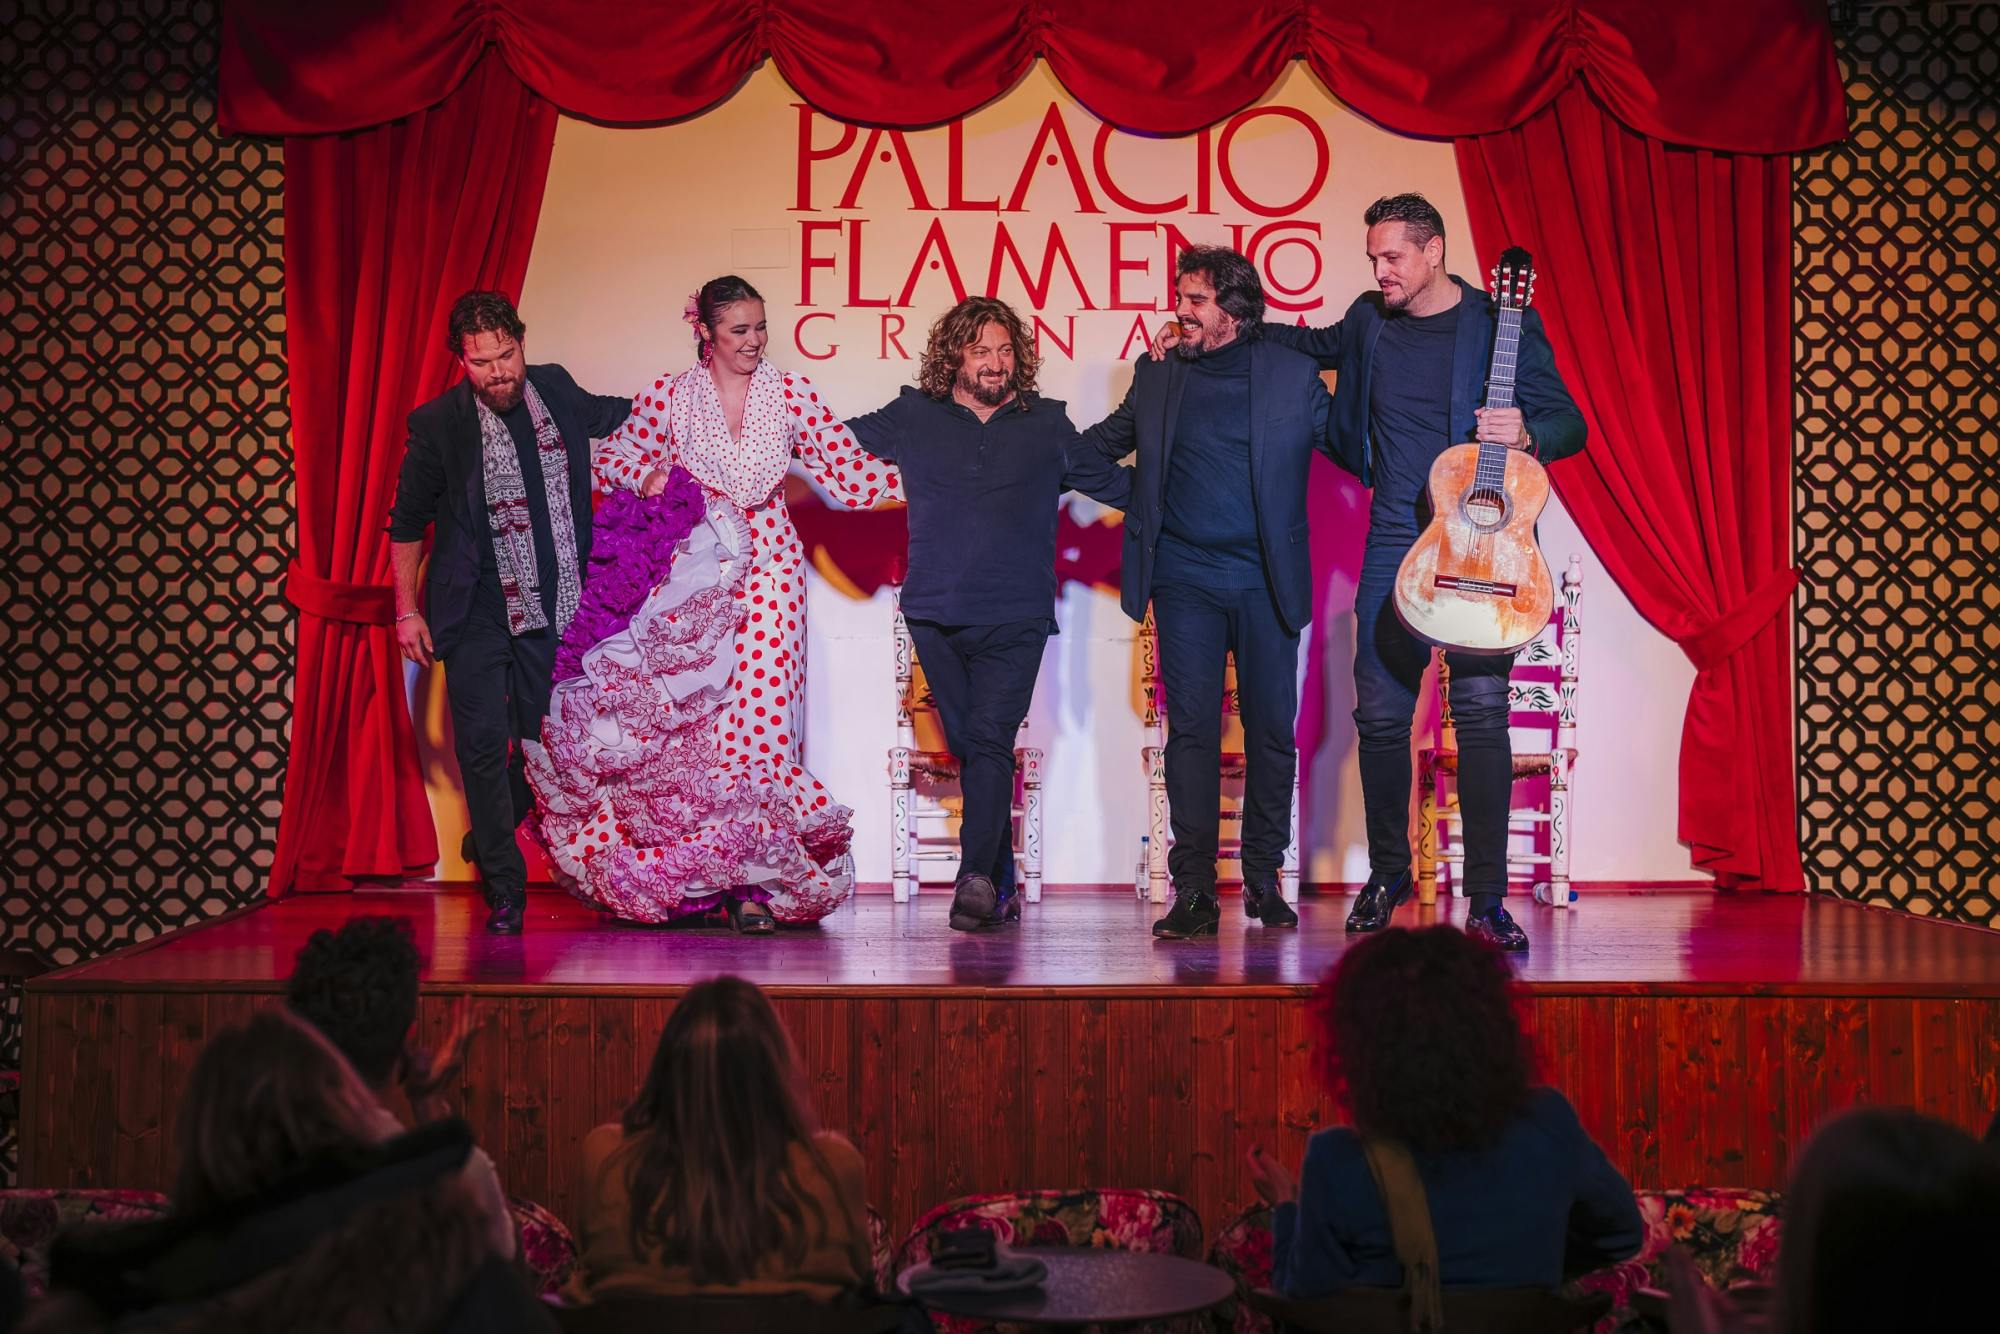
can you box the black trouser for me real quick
[441,597,558,905]
[906,618,1051,897]
[1353,548,1515,896]
[1151,581,1300,895]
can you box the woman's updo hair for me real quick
[693,275,764,361]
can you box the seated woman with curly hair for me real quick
[1250,925,1643,1296]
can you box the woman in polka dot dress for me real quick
[527,275,901,931]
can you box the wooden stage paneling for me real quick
[25,888,2000,1241]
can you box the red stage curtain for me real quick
[271,56,558,894]
[220,1,1845,151]
[1455,86,1804,890]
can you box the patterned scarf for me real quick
[477,378,582,637]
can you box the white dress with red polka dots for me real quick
[527,358,901,924]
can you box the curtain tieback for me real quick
[1680,565,1801,672]
[284,560,397,625]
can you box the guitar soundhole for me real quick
[1462,486,1509,531]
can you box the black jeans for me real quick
[441,596,558,905]
[1151,581,1300,895]
[1353,546,1515,895]
[906,618,1051,896]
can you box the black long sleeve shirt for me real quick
[844,387,1133,627]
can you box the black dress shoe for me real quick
[1345,870,1414,933]
[484,899,524,935]
[1466,903,1529,952]
[948,874,999,932]
[1243,883,1299,928]
[1153,886,1221,939]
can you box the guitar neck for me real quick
[1473,306,1523,489]
[1484,307,1522,412]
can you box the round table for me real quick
[898,1247,1236,1326]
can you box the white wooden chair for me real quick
[1137,610,1302,905]
[887,585,1044,903]
[1417,554,1582,908]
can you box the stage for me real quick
[25,888,2000,1239]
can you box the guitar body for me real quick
[1393,444,1554,654]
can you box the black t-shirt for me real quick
[473,400,561,629]
[1366,302,1461,540]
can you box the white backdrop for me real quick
[483,62,1704,888]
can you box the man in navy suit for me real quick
[386,292,640,934]
[1083,247,1341,939]
[1255,196,1586,951]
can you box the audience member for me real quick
[286,915,515,1259]
[1251,925,1642,1296]
[1766,1106,2000,1334]
[32,1010,553,1332]
[566,976,872,1303]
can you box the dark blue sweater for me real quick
[1272,1088,1643,1296]
[1155,336,1264,588]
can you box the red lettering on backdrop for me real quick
[1033,315,1076,360]
[947,122,1000,211]
[1091,124,1186,214]
[897,217,969,307]
[846,221,890,307]
[1107,223,1155,309]
[1118,314,1162,360]
[794,312,838,359]
[793,105,856,211]
[1245,222,1326,313]
[837,128,934,210]
[1005,106,1101,214]
[1217,107,1330,218]
[986,222,1098,309]
[800,220,841,305]
[880,314,909,359]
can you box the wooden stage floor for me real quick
[26,887,2000,1239]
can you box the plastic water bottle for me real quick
[1135,835,1151,895]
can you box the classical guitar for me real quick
[1392,247,1554,654]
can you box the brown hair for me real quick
[916,296,1039,400]
[172,1008,390,1218]
[617,977,833,1284]
[1310,926,1534,1154]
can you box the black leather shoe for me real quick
[1466,903,1529,952]
[484,899,524,935]
[1153,886,1221,939]
[1345,870,1413,933]
[948,874,999,932]
[1243,882,1299,928]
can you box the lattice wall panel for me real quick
[1794,3,2000,924]
[0,0,292,980]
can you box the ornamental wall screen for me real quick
[1793,1,2000,926]
[0,0,292,992]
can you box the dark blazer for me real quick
[1081,338,1338,634]
[1263,274,1586,487]
[387,363,633,657]
[1272,1088,1644,1297]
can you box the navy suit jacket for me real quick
[1263,274,1586,488]
[386,363,632,657]
[1081,338,1339,634]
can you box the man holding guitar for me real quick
[1163,195,1584,950]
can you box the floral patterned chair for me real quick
[1571,1187,1782,1329]
[893,1188,1204,1333]
[509,1193,578,1297]
[867,1203,893,1293]
[1205,1203,1275,1334]
[0,1187,170,1298]
[1202,1188,1782,1334]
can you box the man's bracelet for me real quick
[395,611,420,623]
